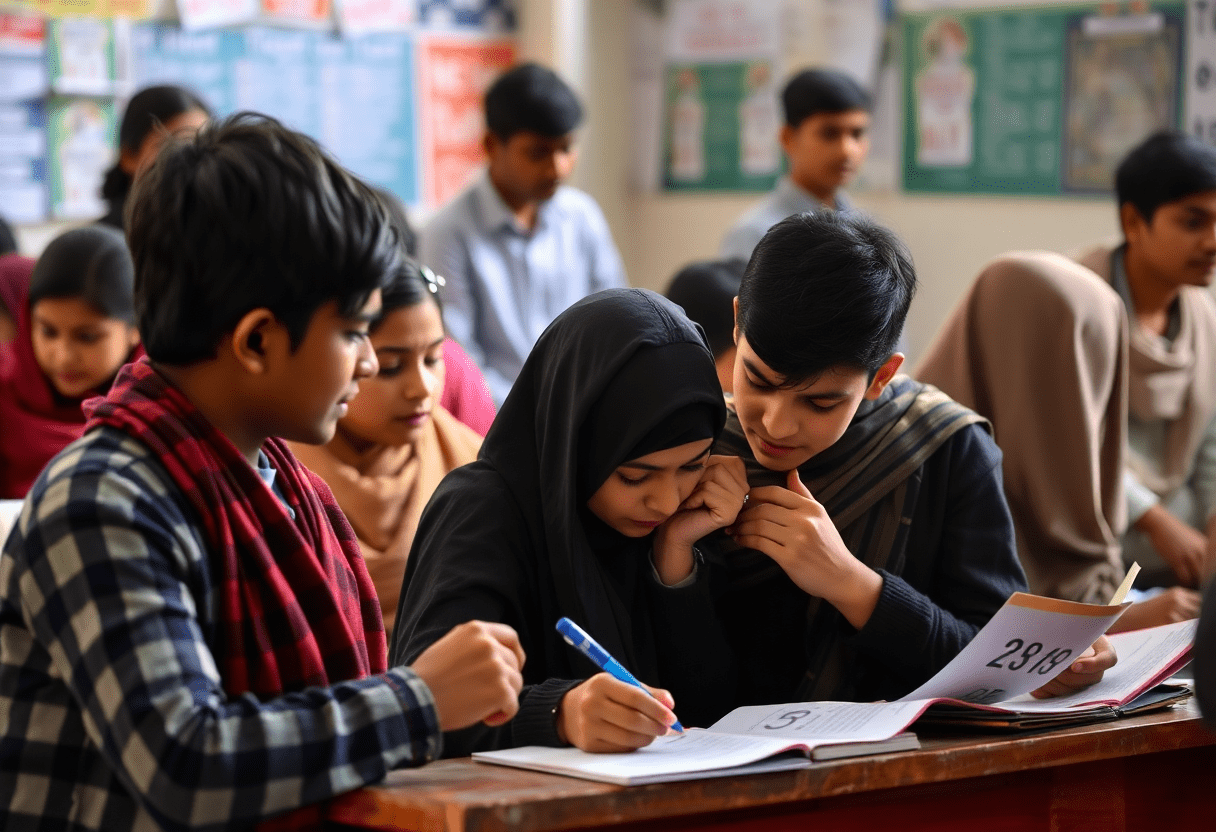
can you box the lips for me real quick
[755,435,798,457]
[631,519,663,529]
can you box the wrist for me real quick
[828,563,884,630]
[653,526,696,585]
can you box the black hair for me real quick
[1116,130,1216,224]
[100,85,211,210]
[485,62,583,140]
[374,186,418,258]
[375,259,444,334]
[782,68,871,129]
[28,225,135,324]
[736,211,915,382]
[664,258,745,359]
[127,112,402,364]
[0,215,16,256]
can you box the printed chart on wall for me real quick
[662,0,783,191]
[415,34,515,207]
[903,1,1185,195]
[129,23,420,206]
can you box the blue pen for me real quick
[556,617,684,732]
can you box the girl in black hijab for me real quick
[391,288,748,755]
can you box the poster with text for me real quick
[0,99,48,223]
[417,0,515,31]
[663,0,782,191]
[416,34,515,208]
[47,95,114,219]
[47,17,114,96]
[336,0,415,35]
[903,2,1185,196]
[260,0,332,27]
[177,0,258,32]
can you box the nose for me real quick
[355,338,378,380]
[760,398,797,441]
[399,361,436,403]
[643,475,682,519]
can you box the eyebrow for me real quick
[375,336,446,354]
[619,446,711,472]
[743,358,851,398]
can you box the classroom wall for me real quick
[524,0,1122,363]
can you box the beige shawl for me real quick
[291,406,481,636]
[1077,243,1216,500]
[917,251,1128,604]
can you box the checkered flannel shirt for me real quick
[0,426,441,832]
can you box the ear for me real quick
[779,123,796,155]
[732,296,740,345]
[483,131,499,158]
[1120,202,1146,243]
[119,145,140,176]
[228,308,282,375]
[864,354,904,400]
[126,326,141,350]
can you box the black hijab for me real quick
[392,288,725,681]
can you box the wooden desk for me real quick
[325,700,1216,832]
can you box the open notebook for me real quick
[473,597,1194,785]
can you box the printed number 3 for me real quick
[987,639,1072,675]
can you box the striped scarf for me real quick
[715,375,986,699]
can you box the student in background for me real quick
[664,258,745,394]
[711,212,1114,707]
[1074,131,1216,593]
[0,226,140,499]
[0,216,29,346]
[378,186,495,435]
[420,62,626,406]
[720,68,871,262]
[98,84,210,230]
[917,252,1199,629]
[392,289,749,755]
[291,258,482,639]
[0,114,524,832]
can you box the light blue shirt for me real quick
[419,171,626,405]
[719,176,853,261]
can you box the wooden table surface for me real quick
[325,699,1216,832]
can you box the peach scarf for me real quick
[291,406,481,636]
[918,251,1129,604]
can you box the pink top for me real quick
[440,338,495,437]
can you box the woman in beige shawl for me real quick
[292,260,481,637]
[919,252,1198,629]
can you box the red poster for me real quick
[417,35,515,208]
[260,0,330,24]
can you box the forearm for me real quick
[442,679,582,756]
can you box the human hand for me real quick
[653,455,748,584]
[728,468,882,628]
[556,673,679,753]
[1108,588,1201,633]
[1138,504,1206,587]
[1029,635,1117,699]
[410,621,525,731]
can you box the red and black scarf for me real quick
[83,356,388,699]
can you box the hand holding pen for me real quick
[555,617,684,753]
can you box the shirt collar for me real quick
[475,169,560,235]
[777,176,846,212]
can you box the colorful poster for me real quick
[128,23,241,114]
[1187,0,1216,143]
[417,0,515,31]
[0,12,47,102]
[46,95,114,219]
[0,100,48,223]
[416,34,515,207]
[317,33,418,202]
[336,0,414,35]
[662,0,782,191]
[259,0,331,27]
[47,17,114,96]
[903,2,1185,196]
[177,0,257,31]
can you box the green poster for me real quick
[663,60,783,192]
[47,96,116,220]
[903,2,1184,196]
[46,18,116,96]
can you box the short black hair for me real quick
[1116,130,1216,224]
[127,112,402,364]
[102,85,211,206]
[782,68,871,129]
[665,258,745,359]
[29,226,134,324]
[737,211,915,382]
[485,62,583,140]
[0,215,16,256]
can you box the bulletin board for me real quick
[0,0,516,224]
[902,1,1187,196]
